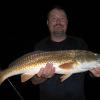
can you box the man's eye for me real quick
[61,18,65,21]
[52,18,56,21]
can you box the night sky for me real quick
[0,0,100,100]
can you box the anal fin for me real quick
[60,74,72,82]
[21,73,35,82]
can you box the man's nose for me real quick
[56,19,61,24]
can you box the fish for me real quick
[0,50,100,85]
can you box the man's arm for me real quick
[31,75,47,85]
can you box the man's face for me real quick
[47,9,68,36]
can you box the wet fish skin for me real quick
[0,50,100,85]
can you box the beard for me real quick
[52,30,65,37]
[52,25,65,37]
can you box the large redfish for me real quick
[0,50,100,85]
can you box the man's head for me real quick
[47,6,68,40]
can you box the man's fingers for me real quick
[42,63,55,78]
[37,68,44,77]
[43,63,53,74]
[90,68,100,77]
[37,63,55,78]
[46,63,53,66]
[52,67,55,73]
[95,67,100,70]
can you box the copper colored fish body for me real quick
[0,50,100,85]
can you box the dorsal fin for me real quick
[33,50,44,54]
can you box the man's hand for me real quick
[37,63,55,78]
[90,67,100,78]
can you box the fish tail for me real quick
[0,71,5,85]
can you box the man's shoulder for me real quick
[34,37,49,49]
[68,35,88,50]
[68,35,85,41]
[35,37,49,45]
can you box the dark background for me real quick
[0,0,100,100]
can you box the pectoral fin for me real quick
[21,73,35,82]
[60,74,72,82]
[59,60,75,69]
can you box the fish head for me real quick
[77,51,100,70]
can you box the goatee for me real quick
[52,31,65,37]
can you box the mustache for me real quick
[54,24,63,27]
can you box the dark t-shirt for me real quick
[34,36,88,100]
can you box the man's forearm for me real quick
[31,75,47,85]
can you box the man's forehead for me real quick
[49,9,67,17]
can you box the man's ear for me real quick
[47,20,48,25]
[67,19,68,25]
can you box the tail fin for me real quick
[0,71,5,85]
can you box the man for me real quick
[31,6,100,100]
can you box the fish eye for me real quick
[94,53,97,56]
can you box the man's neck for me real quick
[51,35,67,42]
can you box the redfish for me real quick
[0,50,100,85]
